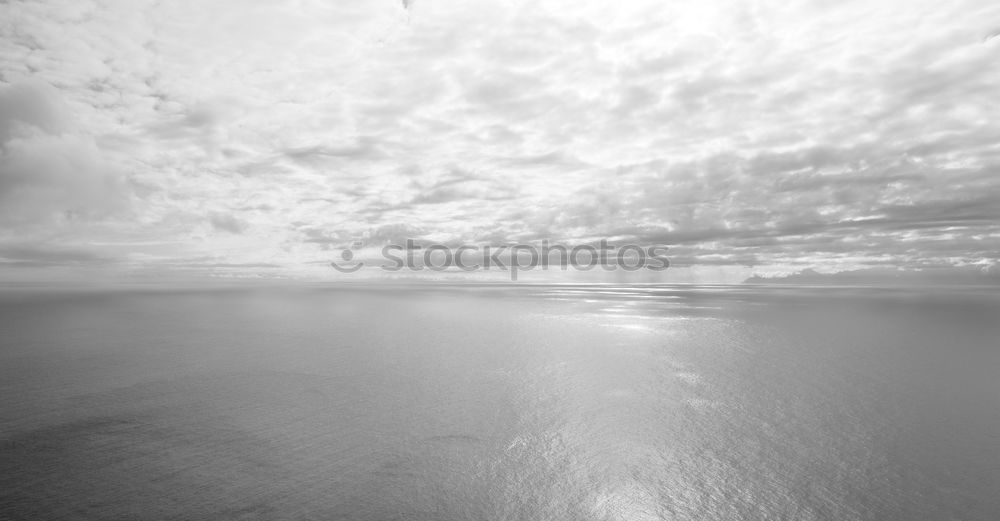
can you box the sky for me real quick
[1,0,999,284]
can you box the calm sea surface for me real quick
[1,284,998,520]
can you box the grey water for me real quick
[1,284,998,520]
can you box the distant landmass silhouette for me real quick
[744,266,1000,286]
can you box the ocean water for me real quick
[1,284,998,520]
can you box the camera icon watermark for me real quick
[330,241,365,273]
[332,239,669,280]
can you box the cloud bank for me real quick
[2,0,999,282]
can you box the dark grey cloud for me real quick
[283,137,387,165]
[0,244,115,267]
[209,213,248,234]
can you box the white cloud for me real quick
[2,0,999,281]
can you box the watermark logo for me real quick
[330,241,365,273]
[331,239,669,280]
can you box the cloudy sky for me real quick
[2,0,999,283]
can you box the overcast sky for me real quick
[2,0,999,283]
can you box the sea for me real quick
[1,284,998,520]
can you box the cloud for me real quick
[0,81,126,225]
[209,213,248,234]
[0,243,115,268]
[2,0,1000,282]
